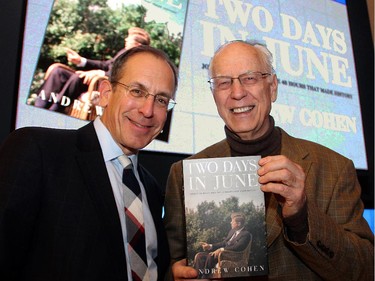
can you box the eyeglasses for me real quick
[112,81,176,111]
[208,71,271,91]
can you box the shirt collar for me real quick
[93,117,138,167]
[236,227,244,234]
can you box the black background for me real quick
[0,0,373,208]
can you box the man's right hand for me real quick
[66,48,82,65]
[172,259,200,280]
[199,242,211,251]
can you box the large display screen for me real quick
[16,0,367,169]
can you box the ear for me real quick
[270,74,278,102]
[98,79,112,108]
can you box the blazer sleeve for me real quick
[83,58,113,72]
[82,49,125,73]
[286,152,374,280]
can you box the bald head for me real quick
[209,40,274,78]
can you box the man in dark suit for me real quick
[164,40,374,280]
[193,212,251,278]
[34,27,150,112]
[0,45,177,281]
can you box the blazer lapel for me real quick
[75,123,126,264]
[266,129,313,247]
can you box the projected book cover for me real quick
[183,156,268,279]
[18,0,367,168]
[25,0,187,141]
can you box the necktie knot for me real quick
[118,155,132,169]
[118,155,141,196]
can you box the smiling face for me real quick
[100,52,175,155]
[209,42,278,141]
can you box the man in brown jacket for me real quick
[164,40,374,280]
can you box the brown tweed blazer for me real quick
[164,128,374,280]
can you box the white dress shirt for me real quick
[93,117,158,280]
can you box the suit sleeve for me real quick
[83,58,112,71]
[287,157,374,280]
[0,128,43,279]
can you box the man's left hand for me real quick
[209,248,223,258]
[76,69,106,85]
[258,155,306,218]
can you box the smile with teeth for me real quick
[231,106,254,113]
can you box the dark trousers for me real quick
[194,252,218,278]
[34,66,88,112]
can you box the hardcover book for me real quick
[183,156,268,279]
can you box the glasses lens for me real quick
[211,77,232,90]
[115,82,175,111]
[167,99,176,111]
[129,86,175,111]
[210,72,270,90]
[154,95,169,108]
[128,86,145,98]
[239,73,261,86]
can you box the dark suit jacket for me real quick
[84,49,127,75]
[212,228,251,252]
[0,122,169,281]
[164,128,374,280]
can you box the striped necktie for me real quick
[118,155,148,281]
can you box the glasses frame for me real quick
[112,81,176,111]
[208,71,272,91]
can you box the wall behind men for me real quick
[0,0,26,143]
[0,0,373,208]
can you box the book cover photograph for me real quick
[183,156,268,279]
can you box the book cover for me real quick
[183,156,268,279]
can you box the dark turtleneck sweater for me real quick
[225,116,281,158]
[224,116,308,244]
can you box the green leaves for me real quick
[31,0,182,95]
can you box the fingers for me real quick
[172,259,198,280]
[75,71,92,84]
[258,155,306,217]
[258,155,305,188]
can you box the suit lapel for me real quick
[75,123,126,265]
[265,129,313,247]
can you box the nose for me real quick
[230,78,247,100]
[139,95,155,117]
